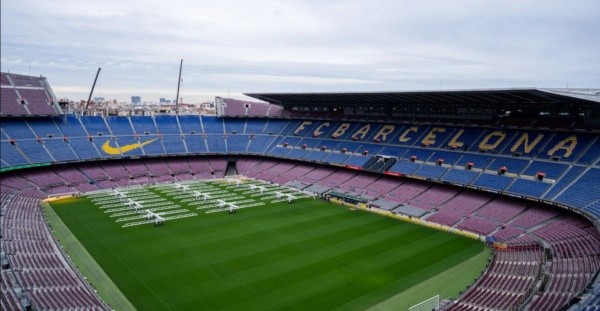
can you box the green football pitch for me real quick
[46,179,491,311]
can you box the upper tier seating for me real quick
[1,72,59,116]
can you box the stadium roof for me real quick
[245,88,600,107]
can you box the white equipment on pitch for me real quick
[287,194,295,203]
[144,210,165,226]
[217,199,227,208]
[275,192,284,199]
[113,190,126,200]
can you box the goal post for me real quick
[408,295,439,311]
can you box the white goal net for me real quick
[408,295,439,311]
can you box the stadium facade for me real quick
[1,71,599,310]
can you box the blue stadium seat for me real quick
[55,116,89,137]
[281,136,303,147]
[1,141,30,166]
[404,148,434,162]
[415,165,447,179]
[80,116,110,136]
[355,143,385,156]
[68,137,102,160]
[543,166,586,200]
[507,179,551,197]
[304,151,328,161]
[429,150,463,165]
[226,135,249,152]
[162,135,187,154]
[269,147,290,157]
[488,157,529,174]
[388,160,420,175]
[334,141,362,153]
[1,119,36,139]
[577,138,600,165]
[140,135,166,155]
[245,119,268,134]
[442,169,479,184]
[247,136,278,154]
[184,135,207,153]
[584,201,600,219]
[286,149,310,159]
[27,118,63,138]
[299,138,323,148]
[44,139,78,161]
[154,115,182,134]
[456,153,494,169]
[556,168,600,212]
[1,130,9,140]
[16,140,54,163]
[343,155,371,167]
[130,116,158,134]
[178,115,203,134]
[263,119,291,135]
[201,116,224,134]
[323,153,349,165]
[205,135,226,153]
[224,118,246,133]
[379,146,409,158]
[105,116,135,135]
[472,173,513,191]
[522,161,567,179]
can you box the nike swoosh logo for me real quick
[102,138,158,155]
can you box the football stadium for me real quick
[1,71,599,311]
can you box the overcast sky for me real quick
[2,0,599,103]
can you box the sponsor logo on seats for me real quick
[102,139,157,155]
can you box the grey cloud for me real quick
[1,0,599,102]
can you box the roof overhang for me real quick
[245,88,600,108]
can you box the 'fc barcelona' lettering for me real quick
[332,123,350,137]
[448,129,465,148]
[294,121,312,135]
[421,127,446,146]
[373,125,395,141]
[313,122,330,137]
[479,131,506,151]
[293,121,581,158]
[510,133,544,154]
[399,127,418,142]
[352,124,371,140]
[548,135,577,158]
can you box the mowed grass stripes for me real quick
[49,182,490,311]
